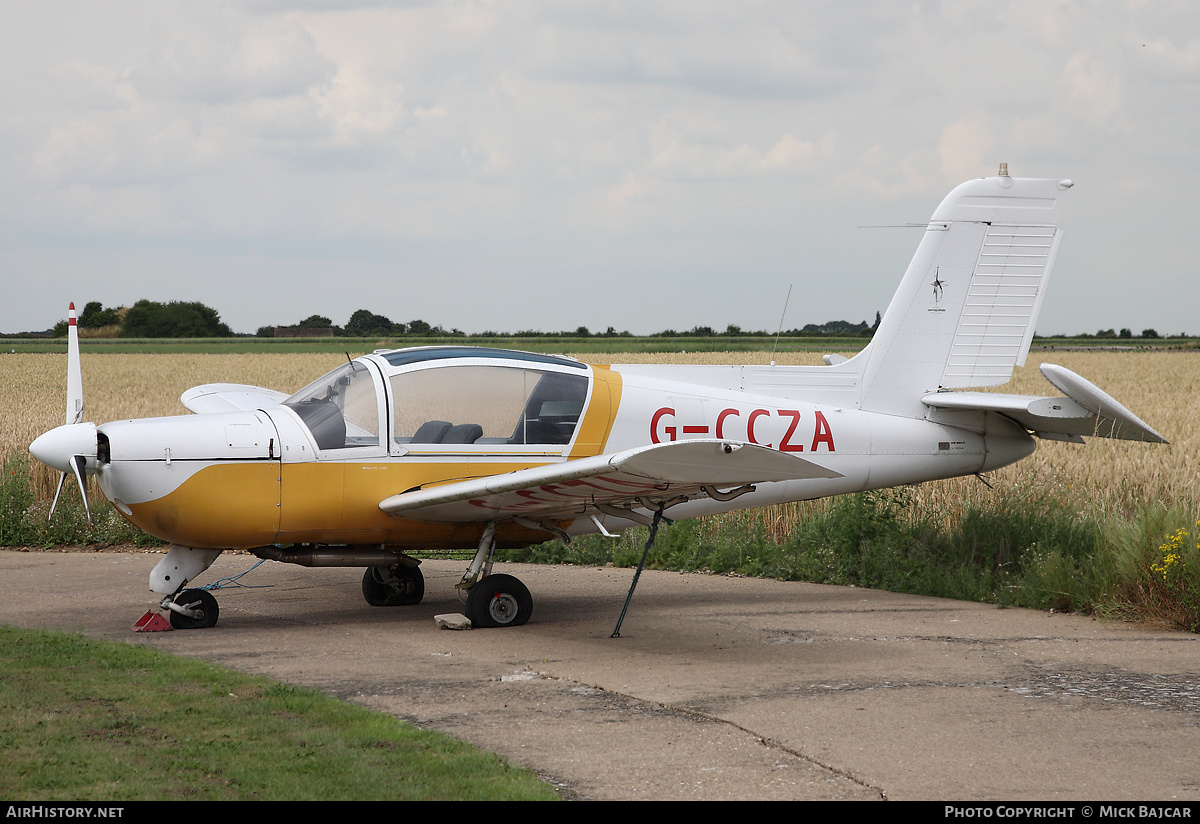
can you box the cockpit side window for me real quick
[511,370,588,445]
[284,362,380,450]
[391,365,587,448]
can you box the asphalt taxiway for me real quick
[2,550,1198,801]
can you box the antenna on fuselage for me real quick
[769,284,792,367]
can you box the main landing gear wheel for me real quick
[465,573,533,628]
[168,588,219,630]
[362,564,424,607]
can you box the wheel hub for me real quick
[489,592,519,624]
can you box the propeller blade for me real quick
[69,454,92,526]
[48,471,68,520]
[66,302,84,425]
[46,455,92,525]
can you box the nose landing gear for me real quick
[163,588,220,630]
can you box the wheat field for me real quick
[3,349,1195,525]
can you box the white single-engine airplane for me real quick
[30,170,1165,631]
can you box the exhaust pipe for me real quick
[252,545,417,568]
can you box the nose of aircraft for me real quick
[29,422,98,473]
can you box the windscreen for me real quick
[284,361,380,450]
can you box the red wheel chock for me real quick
[132,610,173,632]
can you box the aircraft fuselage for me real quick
[93,357,1035,551]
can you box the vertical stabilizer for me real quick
[858,174,1072,417]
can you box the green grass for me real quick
[0,625,559,801]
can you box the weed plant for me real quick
[500,487,1199,630]
[0,454,160,548]
[1100,508,1200,632]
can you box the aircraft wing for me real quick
[181,383,290,415]
[379,439,842,524]
[922,363,1167,444]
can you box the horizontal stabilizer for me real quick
[379,439,841,523]
[922,363,1166,443]
[181,384,289,415]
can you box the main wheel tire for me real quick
[465,573,532,628]
[169,588,219,629]
[362,565,424,607]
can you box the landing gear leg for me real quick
[458,521,498,591]
[149,545,223,596]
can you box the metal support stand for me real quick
[611,504,667,638]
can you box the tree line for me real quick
[261,311,882,339]
[44,300,883,339]
[37,301,1177,341]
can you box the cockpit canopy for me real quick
[283,348,591,454]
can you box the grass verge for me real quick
[0,625,559,801]
[498,486,1200,632]
[1,455,161,548]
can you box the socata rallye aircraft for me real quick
[30,169,1165,632]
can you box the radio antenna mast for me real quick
[769,285,792,367]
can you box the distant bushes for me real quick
[120,300,234,338]
[53,300,234,338]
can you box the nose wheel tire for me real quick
[168,588,219,630]
[465,573,532,628]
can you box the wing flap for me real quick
[379,439,841,523]
[922,363,1167,444]
[181,384,290,414]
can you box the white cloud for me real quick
[1,1,1199,338]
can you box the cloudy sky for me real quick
[2,1,1197,337]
